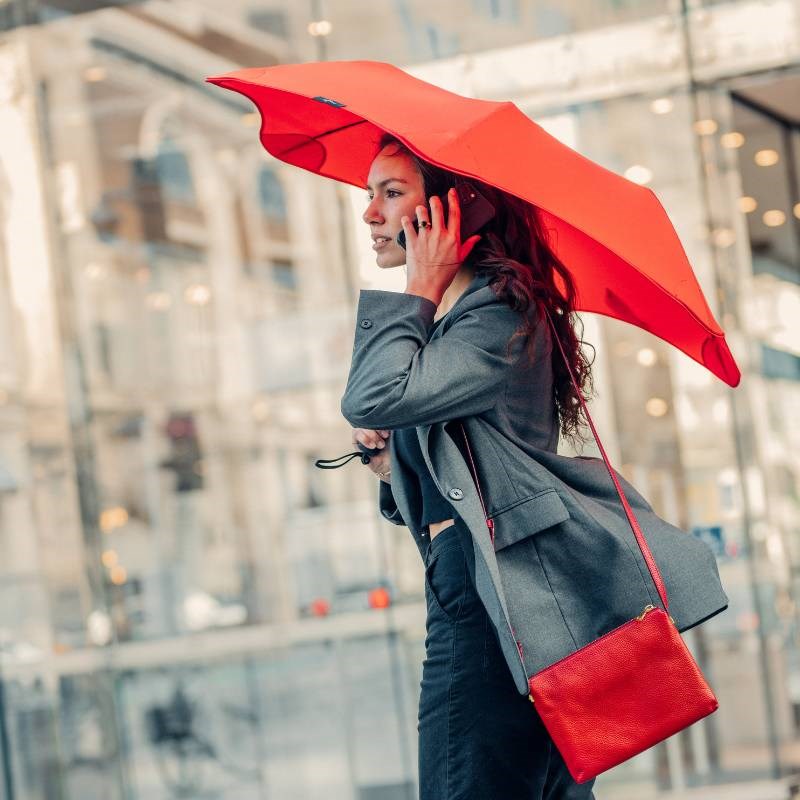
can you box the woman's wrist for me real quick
[404,281,443,306]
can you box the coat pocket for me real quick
[491,488,570,551]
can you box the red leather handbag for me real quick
[458,310,719,784]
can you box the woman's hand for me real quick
[402,187,482,303]
[352,427,392,483]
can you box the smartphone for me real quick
[396,180,496,250]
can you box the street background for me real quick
[0,0,799,797]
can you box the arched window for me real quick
[155,133,195,205]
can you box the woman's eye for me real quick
[365,189,401,202]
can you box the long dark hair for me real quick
[378,133,595,448]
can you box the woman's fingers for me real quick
[350,428,392,482]
[352,427,391,449]
[446,187,460,239]
[400,215,416,247]
[427,195,445,232]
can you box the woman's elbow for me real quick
[341,395,395,430]
[340,393,369,428]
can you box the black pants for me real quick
[417,517,596,800]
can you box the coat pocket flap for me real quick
[491,489,570,551]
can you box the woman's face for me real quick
[362,145,427,269]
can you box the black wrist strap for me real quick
[314,451,369,469]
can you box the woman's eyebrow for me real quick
[365,177,409,190]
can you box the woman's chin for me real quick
[376,250,405,269]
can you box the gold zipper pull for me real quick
[636,604,656,621]
[528,693,535,704]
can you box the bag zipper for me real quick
[528,604,673,704]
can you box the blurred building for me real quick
[0,1,798,798]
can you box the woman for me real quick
[348,133,596,799]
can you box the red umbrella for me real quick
[207,60,740,387]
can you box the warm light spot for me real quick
[763,210,785,227]
[754,149,779,166]
[720,131,744,148]
[645,397,669,417]
[368,587,391,609]
[109,565,127,585]
[712,228,736,248]
[650,97,673,115]
[84,66,106,83]
[308,20,332,36]
[738,196,757,213]
[86,611,114,647]
[185,284,212,305]
[241,113,260,127]
[624,165,652,185]
[100,506,129,533]
[309,598,330,616]
[636,348,657,367]
[693,118,718,135]
[101,550,118,568]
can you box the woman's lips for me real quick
[372,237,392,251]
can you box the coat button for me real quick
[359,319,373,328]
[448,488,464,500]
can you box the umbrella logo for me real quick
[312,96,346,108]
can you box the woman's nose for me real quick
[362,199,382,224]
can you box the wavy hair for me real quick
[377,133,595,448]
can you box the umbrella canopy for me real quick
[207,60,740,387]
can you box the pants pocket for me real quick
[424,532,467,623]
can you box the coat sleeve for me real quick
[378,479,406,526]
[340,288,527,430]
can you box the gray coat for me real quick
[340,271,728,696]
